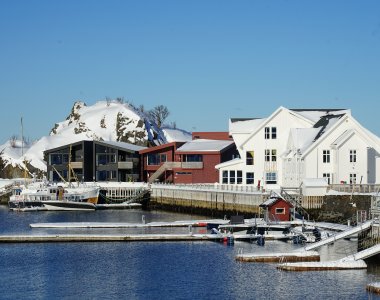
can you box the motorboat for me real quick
[8,183,99,211]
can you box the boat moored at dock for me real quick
[8,183,99,211]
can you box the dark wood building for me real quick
[44,140,146,182]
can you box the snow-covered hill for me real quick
[0,100,191,177]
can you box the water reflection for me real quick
[1,205,380,299]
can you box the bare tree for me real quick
[148,105,170,128]
[138,104,145,113]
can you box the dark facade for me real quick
[45,140,145,182]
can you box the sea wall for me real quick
[150,185,265,218]
[307,194,372,223]
[150,185,373,222]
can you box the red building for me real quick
[259,195,294,222]
[174,139,237,184]
[192,132,231,141]
[139,142,185,183]
[139,139,238,184]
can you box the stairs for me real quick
[280,188,310,220]
[148,162,182,183]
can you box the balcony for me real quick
[70,162,83,169]
[118,161,133,169]
[181,162,203,169]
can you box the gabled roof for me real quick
[312,113,346,142]
[229,118,266,134]
[139,142,184,154]
[95,140,147,152]
[240,106,317,149]
[45,139,146,154]
[301,113,380,158]
[176,139,234,153]
[290,109,350,123]
[259,196,293,208]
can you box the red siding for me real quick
[268,199,293,222]
[192,132,231,140]
[174,153,220,184]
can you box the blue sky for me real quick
[1,0,380,144]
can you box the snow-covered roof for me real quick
[290,109,351,123]
[215,158,243,169]
[96,140,146,152]
[301,178,328,187]
[288,128,320,155]
[229,118,266,133]
[260,196,292,207]
[176,139,234,152]
[161,127,192,142]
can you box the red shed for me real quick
[259,194,294,222]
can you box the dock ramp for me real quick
[303,220,374,252]
[341,243,380,261]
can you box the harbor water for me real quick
[1,205,380,299]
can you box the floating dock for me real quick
[277,259,367,271]
[236,251,320,263]
[366,282,380,295]
[0,233,227,243]
[29,219,229,229]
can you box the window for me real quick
[350,150,357,163]
[271,149,277,162]
[271,127,277,139]
[323,150,330,163]
[183,154,202,162]
[50,153,69,165]
[147,153,167,165]
[265,127,270,139]
[323,173,331,184]
[265,149,277,162]
[222,171,228,184]
[246,151,254,165]
[97,153,116,165]
[350,173,357,185]
[237,171,243,184]
[246,172,254,184]
[265,172,277,184]
[264,127,277,139]
[265,149,270,162]
[229,171,235,184]
[275,208,285,214]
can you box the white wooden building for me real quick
[216,106,380,190]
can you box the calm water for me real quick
[1,205,380,300]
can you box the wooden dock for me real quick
[236,251,320,263]
[277,259,367,271]
[0,233,225,243]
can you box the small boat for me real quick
[8,183,99,211]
